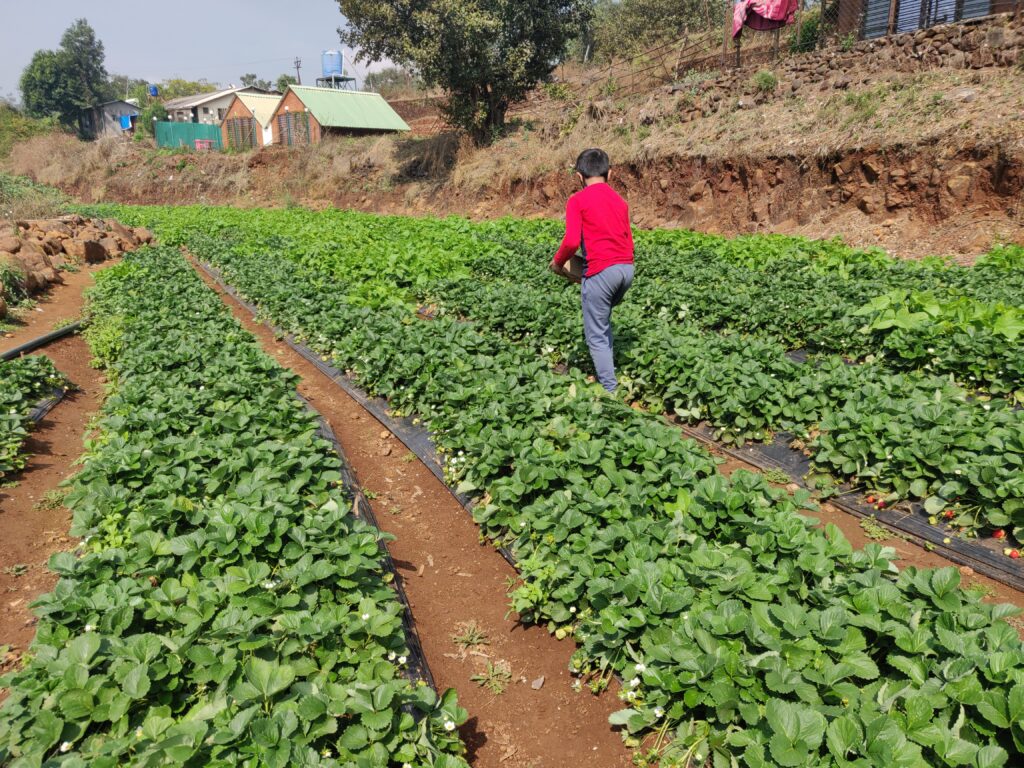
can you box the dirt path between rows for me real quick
[1,260,118,355]
[0,335,105,675]
[192,263,634,768]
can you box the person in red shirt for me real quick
[550,148,635,392]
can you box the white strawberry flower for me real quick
[136,727,143,738]
[84,624,94,633]
[388,651,397,661]
[635,662,646,673]
[569,606,576,614]
[321,748,333,758]
[398,655,407,665]
[983,404,991,410]
[361,612,370,620]
[653,706,664,719]
[60,742,72,753]
[443,720,456,732]
[629,677,640,688]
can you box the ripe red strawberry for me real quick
[876,501,886,510]
[943,510,955,519]
[866,495,876,504]
[994,529,1006,540]
[1011,550,1020,560]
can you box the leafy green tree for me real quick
[275,74,298,93]
[138,102,169,137]
[337,0,591,144]
[364,66,421,95]
[589,0,720,60]
[240,73,272,90]
[104,74,150,104]
[19,19,108,132]
[59,19,109,110]
[19,50,76,125]
[157,79,218,101]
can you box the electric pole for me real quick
[294,57,302,85]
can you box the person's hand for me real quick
[549,258,561,274]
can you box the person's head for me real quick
[574,148,610,186]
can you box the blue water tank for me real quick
[322,50,343,78]
[148,84,159,97]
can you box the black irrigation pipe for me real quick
[192,260,519,567]
[28,389,68,425]
[1,321,84,362]
[299,395,436,695]
[673,421,1024,592]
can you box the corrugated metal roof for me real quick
[164,86,267,111]
[287,86,410,132]
[234,92,283,128]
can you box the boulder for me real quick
[133,227,154,244]
[63,239,87,261]
[107,220,138,245]
[946,175,972,202]
[0,235,20,254]
[99,237,122,257]
[83,240,108,264]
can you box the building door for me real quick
[276,111,311,146]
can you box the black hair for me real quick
[575,148,610,180]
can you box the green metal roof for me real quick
[288,86,409,132]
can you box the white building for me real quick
[164,86,269,125]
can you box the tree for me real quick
[19,50,76,124]
[275,74,298,93]
[19,19,108,131]
[59,19,109,111]
[240,73,272,90]
[105,74,149,104]
[364,66,420,96]
[157,79,218,101]
[588,0,721,60]
[337,0,591,144]
[137,102,168,137]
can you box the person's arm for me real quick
[551,196,582,270]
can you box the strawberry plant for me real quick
[0,250,469,767]
[170,238,1024,767]
[0,355,67,478]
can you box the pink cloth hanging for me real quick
[732,0,799,38]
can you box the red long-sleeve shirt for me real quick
[553,183,634,278]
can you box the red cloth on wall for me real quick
[733,0,799,38]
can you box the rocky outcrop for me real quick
[665,14,1024,123]
[0,215,152,318]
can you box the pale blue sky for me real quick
[0,0,383,102]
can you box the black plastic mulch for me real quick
[674,421,1024,591]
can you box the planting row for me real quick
[86,205,1024,398]
[0,354,67,479]
[422,268,1024,541]
[0,248,469,767]
[79,207,1024,555]
[189,242,1024,767]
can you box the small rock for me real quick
[531,676,545,690]
[379,430,390,439]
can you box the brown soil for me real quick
[192,263,633,768]
[1,260,117,352]
[0,335,105,673]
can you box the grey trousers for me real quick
[581,263,634,392]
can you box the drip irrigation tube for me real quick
[1,321,84,362]
[673,420,1024,591]
[28,389,68,425]
[301,396,436,693]
[193,259,519,572]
